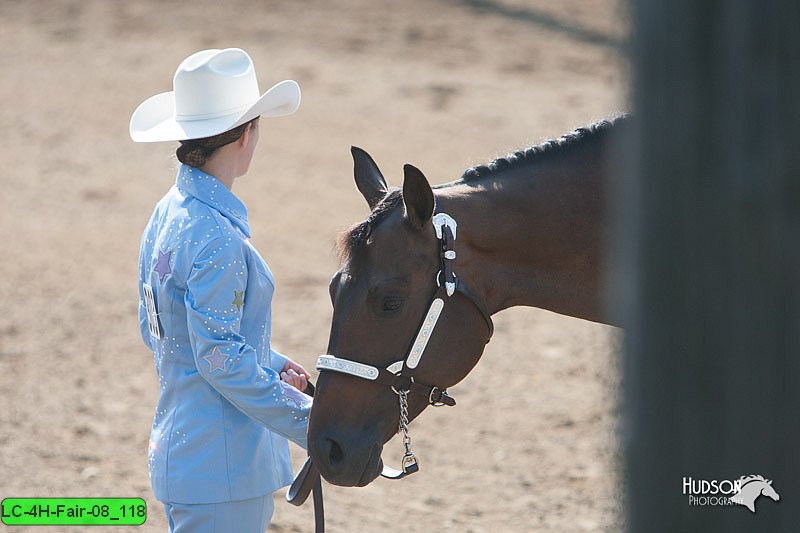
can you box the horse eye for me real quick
[383,298,403,312]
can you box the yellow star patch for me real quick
[232,290,245,312]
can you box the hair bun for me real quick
[177,143,211,167]
[175,118,258,169]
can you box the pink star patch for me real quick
[279,381,312,409]
[204,347,228,373]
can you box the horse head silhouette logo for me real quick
[730,475,780,513]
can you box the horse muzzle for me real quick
[309,431,384,487]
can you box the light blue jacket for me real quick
[137,164,310,504]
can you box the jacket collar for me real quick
[176,164,251,237]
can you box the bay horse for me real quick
[307,116,627,487]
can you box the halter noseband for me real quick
[315,212,494,478]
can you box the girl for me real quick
[130,48,312,532]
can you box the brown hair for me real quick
[176,118,259,168]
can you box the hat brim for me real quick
[130,79,301,143]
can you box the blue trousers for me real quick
[163,494,274,532]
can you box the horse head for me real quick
[307,147,492,486]
[760,479,780,502]
[733,475,780,513]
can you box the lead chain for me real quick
[398,390,412,454]
[397,389,419,475]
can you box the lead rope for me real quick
[286,382,325,533]
[286,455,325,533]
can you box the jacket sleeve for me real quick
[268,347,289,374]
[184,237,310,449]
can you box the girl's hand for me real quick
[280,359,312,392]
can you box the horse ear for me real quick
[402,164,435,229]
[351,146,388,210]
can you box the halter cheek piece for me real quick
[315,212,494,478]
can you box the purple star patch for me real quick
[153,249,172,284]
[204,347,228,373]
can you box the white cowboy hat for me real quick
[130,48,300,142]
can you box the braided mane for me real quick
[459,114,629,183]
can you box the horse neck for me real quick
[435,145,610,324]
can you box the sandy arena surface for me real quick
[0,1,627,531]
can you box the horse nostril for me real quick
[327,438,344,467]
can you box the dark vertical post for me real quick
[618,1,800,531]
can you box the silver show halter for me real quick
[315,212,494,479]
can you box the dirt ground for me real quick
[0,1,627,531]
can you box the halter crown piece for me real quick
[315,211,494,479]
